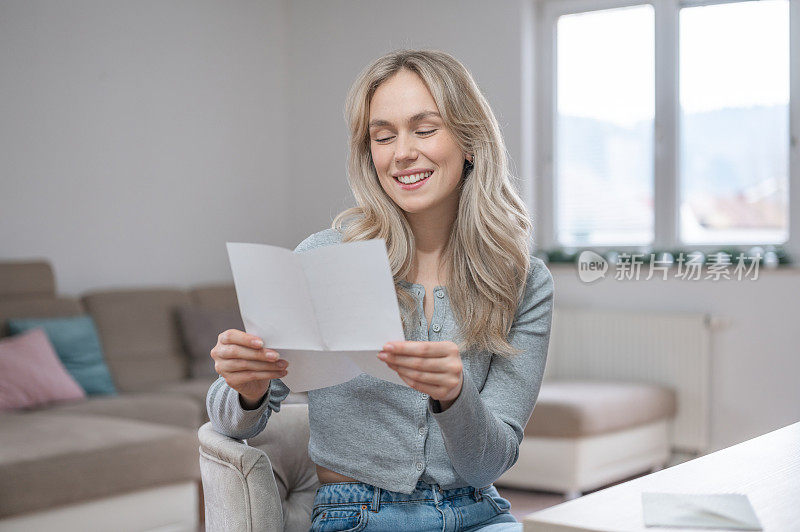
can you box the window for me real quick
[556,5,655,246]
[679,1,789,245]
[533,0,797,256]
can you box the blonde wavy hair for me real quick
[332,49,533,357]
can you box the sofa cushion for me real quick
[81,289,192,392]
[7,315,117,396]
[146,377,308,425]
[0,328,86,411]
[41,391,202,430]
[175,306,244,378]
[143,377,218,423]
[190,284,238,310]
[524,379,677,438]
[150,376,219,400]
[0,261,56,299]
[0,411,200,519]
[0,296,83,338]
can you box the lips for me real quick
[393,170,433,185]
[392,168,434,179]
[393,171,431,190]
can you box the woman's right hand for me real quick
[210,329,289,404]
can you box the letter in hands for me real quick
[210,329,289,406]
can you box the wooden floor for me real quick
[496,486,567,521]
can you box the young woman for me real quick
[207,49,554,531]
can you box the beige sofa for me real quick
[0,260,306,531]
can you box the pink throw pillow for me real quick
[0,327,86,411]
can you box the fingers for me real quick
[224,371,285,386]
[214,342,281,362]
[394,371,451,399]
[212,330,289,396]
[216,357,288,373]
[215,358,288,381]
[213,329,281,362]
[219,329,264,349]
[211,329,289,382]
[395,372,430,392]
[378,341,463,400]
[378,351,453,373]
[382,341,457,358]
[386,362,461,388]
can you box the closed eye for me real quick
[374,129,438,143]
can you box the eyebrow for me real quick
[368,111,441,129]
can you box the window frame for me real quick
[528,0,800,260]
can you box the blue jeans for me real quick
[310,480,521,531]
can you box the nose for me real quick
[394,132,418,165]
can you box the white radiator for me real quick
[545,308,712,453]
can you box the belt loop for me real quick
[371,485,381,513]
[473,487,482,501]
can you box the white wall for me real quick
[0,0,527,291]
[0,0,290,295]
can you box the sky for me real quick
[556,0,789,127]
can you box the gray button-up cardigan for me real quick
[206,227,554,494]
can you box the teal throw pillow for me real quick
[6,315,118,396]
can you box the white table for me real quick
[523,420,800,531]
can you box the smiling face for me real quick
[368,69,468,217]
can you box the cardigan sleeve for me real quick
[206,375,291,440]
[427,257,554,487]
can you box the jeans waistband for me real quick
[315,480,493,511]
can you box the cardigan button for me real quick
[432,324,441,333]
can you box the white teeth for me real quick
[397,171,432,184]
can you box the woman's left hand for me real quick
[377,341,463,409]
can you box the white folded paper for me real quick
[226,239,408,392]
[642,492,762,530]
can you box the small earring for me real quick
[463,157,474,178]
